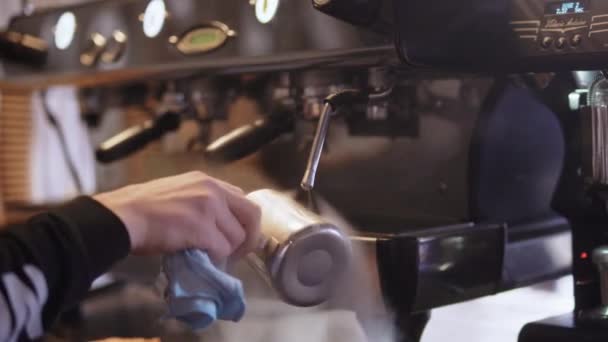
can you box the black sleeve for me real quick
[0,196,131,341]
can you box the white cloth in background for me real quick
[211,299,369,342]
[195,261,390,342]
[30,87,96,204]
[423,276,574,342]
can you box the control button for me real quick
[541,36,553,48]
[255,0,280,24]
[555,36,567,49]
[54,11,77,50]
[143,0,166,38]
[80,33,107,67]
[571,34,583,47]
[101,30,127,64]
[172,23,236,55]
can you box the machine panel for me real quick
[395,0,608,70]
[1,0,393,85]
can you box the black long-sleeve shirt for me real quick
[0,197,130,341]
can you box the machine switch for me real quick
[541,36,553,49]
[593,246,608,306]
[80,33,107,67]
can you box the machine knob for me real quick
[593,246,608,306]
[555,36,567,49]
[571,34,583,47]
[101,30,127,64]
[80,33,107,67]
[541,36,553,49]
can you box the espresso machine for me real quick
[2,0,608,341]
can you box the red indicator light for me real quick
[581,252,589,260]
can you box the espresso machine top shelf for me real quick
[0,0,394,87]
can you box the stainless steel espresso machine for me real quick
[3,0,608,341]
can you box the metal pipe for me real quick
[301,102,333,191]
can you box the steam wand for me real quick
[300,89,369,191]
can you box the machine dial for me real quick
[54,11,77,50]
[255,0,280,24]
[80,33,107,67]
[101,30,127,64]
[143,0,167,38]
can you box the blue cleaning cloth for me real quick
[162,249,246,330]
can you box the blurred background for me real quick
[0,1,578,341]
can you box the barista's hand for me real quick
[94,171,261,260]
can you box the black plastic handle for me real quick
[312,0,381,27]
[96,112,181,163]
[205,115,292,162]
[0,31,48,66]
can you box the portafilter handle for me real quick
[95,111,181,163]
[205,112,293,163]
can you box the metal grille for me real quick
[591,105,608,184]
[0,88,32,204]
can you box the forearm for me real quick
[0,197,130,340]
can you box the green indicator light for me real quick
[190,31,218,45]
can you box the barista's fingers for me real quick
[215,178,245,195]
[183,170,243,196]
[196,221,233,261]
[233,230,262,258]
[215,203,247,252]
[198,177,260,256]
[209,178,245,196]
[222,187,261,226]
[206,233,233,262]
[223,192,262,257]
